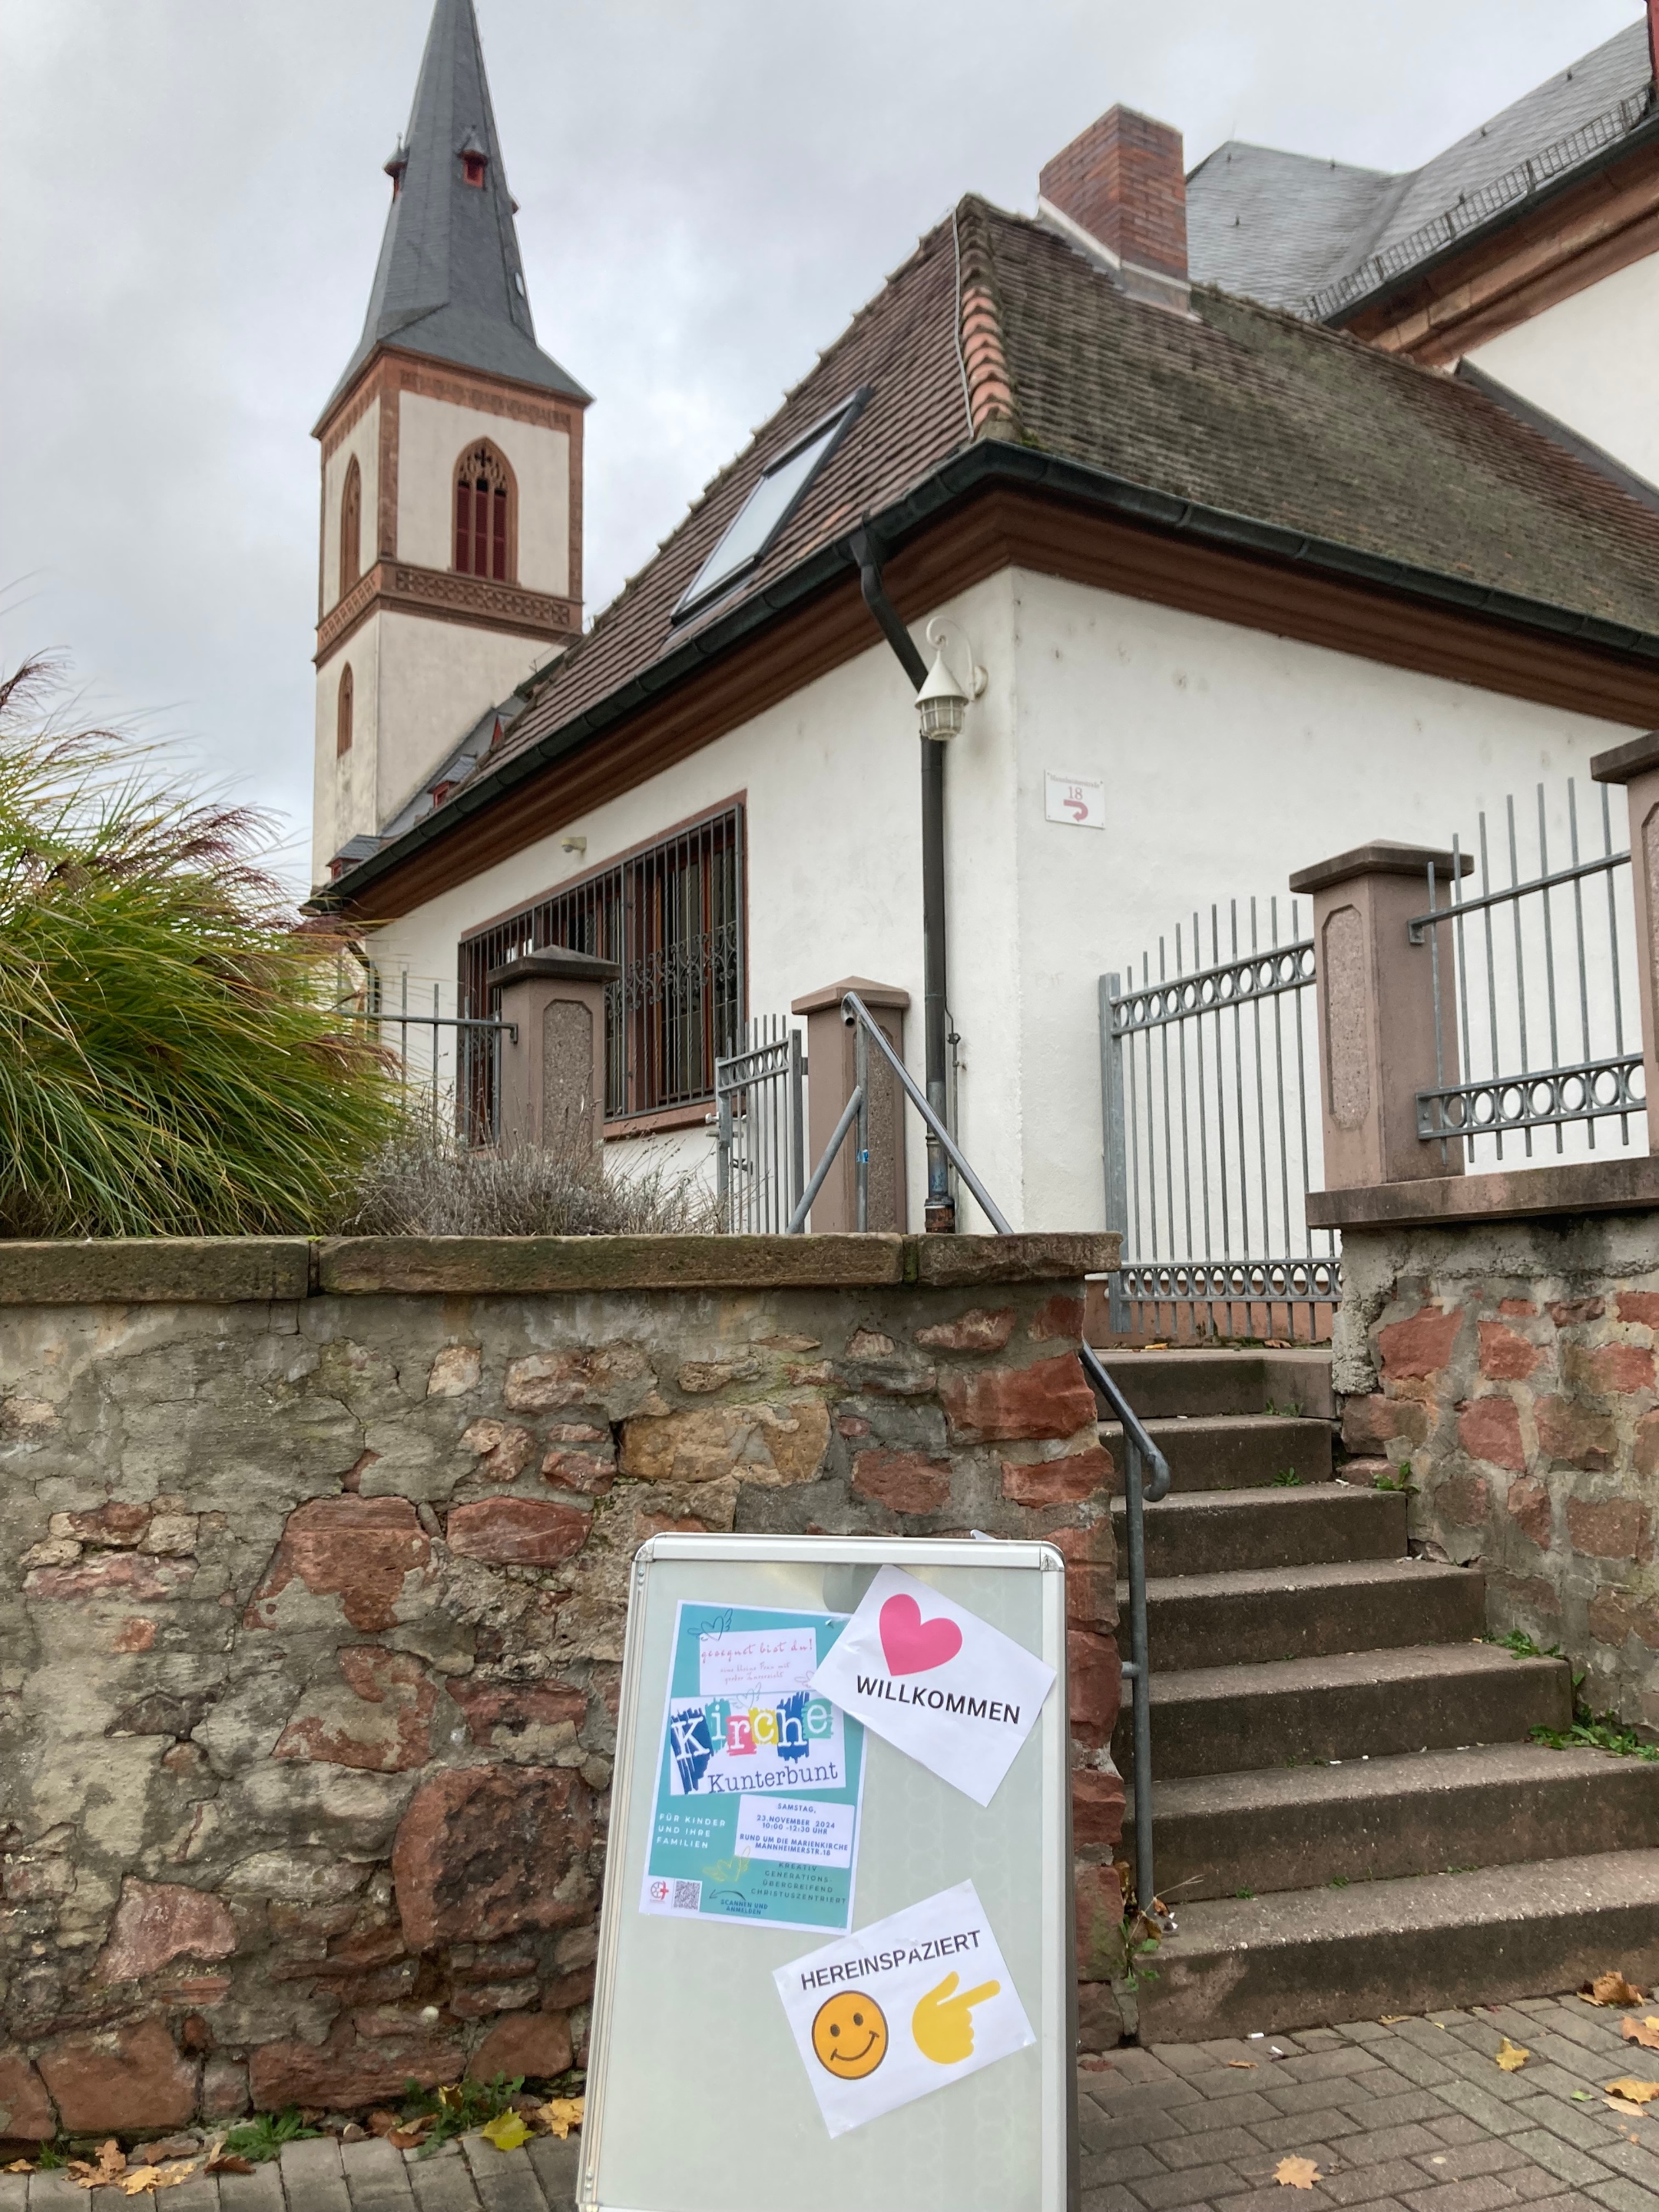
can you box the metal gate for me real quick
[1101,897,1339,1341]
[714,1018,806,1233]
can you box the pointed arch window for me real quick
[339,457,362,597]
[336,664,354,757]
[453,442,513,581]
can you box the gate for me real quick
[714,1017,806,1233]
[1101,897,1339,1341]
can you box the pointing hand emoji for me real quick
[911,1970,1002,2065]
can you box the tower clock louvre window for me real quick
[454,444,510,581]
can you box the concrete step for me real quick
[1130,1558,1485,1671]
[1114,1641,1571,1780]
[1137,1846,1659,2039]
[1134,1742,1659,1901]
[1098,1412,1334,1491]
[1117,1482,1408,1575]
[1094,1346,1334,1421]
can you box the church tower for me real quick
[311,0,588,888]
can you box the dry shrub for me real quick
[338,1120,720,1237]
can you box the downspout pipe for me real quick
[849,525,955,1233]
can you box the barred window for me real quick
[459,805,744,1134]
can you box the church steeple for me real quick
[321,0,587,418]
[309,0,587,892]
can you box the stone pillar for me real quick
[487,950,619,1154]
[1288,843,1469,1190]
[790,977,910,1231]
[1592,730,1659,1154]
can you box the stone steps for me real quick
[1098,1344,1659,2035]
[1137,1846,1659,2041]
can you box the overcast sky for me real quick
[0,0,1641,889]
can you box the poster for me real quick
[773,1880,1035,2137]
[809,1565,1055,1806]
[640,1601,867,1932]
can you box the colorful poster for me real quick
[640,1601,867,1932]
[773,1881,1035,2137]
[809,1565,1056,1806]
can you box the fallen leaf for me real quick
[1494,2038,1531,2072]
[1227,2061,1257,2070]
[206,2154,254,2177]
[1583,1972,1645,2007]
[536,2098,584,2140]
[1274,2157,1321,2190]
[480,2113,531,2154]
[1607,2079,1659,2104]
[366,2111,402,2139]
[1379,2015,1410,2025]
[387,2130,429,2152]
[5,2162,34,2175]
[435,2086,467,2113]
[1624,2018,1659,2051]
[1606,2098,1649,2121]
[116,2167,195,2197]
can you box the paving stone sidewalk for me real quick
[1082,1995,1659,2212]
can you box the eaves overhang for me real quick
[309,435,1659,916]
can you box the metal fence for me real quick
[714,1018,806,1233]
[1101,898,1339,1341]
[1412,778,1645,1161]
[352,967,506,1147]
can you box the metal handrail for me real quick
[789,989,1170,1914]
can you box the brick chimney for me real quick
[1038,105,1190,312]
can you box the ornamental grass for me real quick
[0,656,402,1237]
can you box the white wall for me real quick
[397,392,571,596]
[312,624,380,886]
[1465,252,1659,489]
[374,611,558,826]
[360,566,1646,1231]
[320,398,379,618]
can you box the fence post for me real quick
[1098,974,1131,1335]
[488,950,621,1155]
[1591,731,1659,1151]
[790,976,910,1230]
[1287,843,1469,1189]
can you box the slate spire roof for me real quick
[320,0,588,422]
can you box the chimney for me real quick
[1038,105,1190,312]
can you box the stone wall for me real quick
[0,1233,1120,2142]
[1334,1210,1659,1734]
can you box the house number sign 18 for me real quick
[1044,773,1105,828]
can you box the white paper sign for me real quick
[1044,772,1105,828]
[734,1795,857,1869]
[697,1625,819,1700]
[774,1880,1034,2137]
[809,1565,1055,1806]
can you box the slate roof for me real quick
[326,192,1659,895]
[320,0,586,423]
[1188,18,1656,319]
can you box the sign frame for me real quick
[580,1532,1076,2212]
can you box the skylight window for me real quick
[673,389,869,621]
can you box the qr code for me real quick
[672,1879,702,1911]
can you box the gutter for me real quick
[313,436,1659,912]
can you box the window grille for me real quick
[458,805,745,1134]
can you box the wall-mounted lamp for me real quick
[561,834,588,857]
[914,618,987,740]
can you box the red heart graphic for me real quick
[878,1593,963,1676]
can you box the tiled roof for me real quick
[1188,20,1656,319]
[333,189,1659,894]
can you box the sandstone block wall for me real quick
[1334,1213,1659,1733]
[0,1233,1121,2139]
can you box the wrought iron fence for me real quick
[714,1018,806,1233]
[1412,778,1645,1160]
[349,968,507,1147]
[1101,898,1338,1341]
[458,806,745,1137]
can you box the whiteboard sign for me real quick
[1044,773,1105,828]
[581,1533,1073,2212]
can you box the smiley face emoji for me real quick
[810,1990,888,2078]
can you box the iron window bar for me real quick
[786,989,1171,1921]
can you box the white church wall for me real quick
[320,399,379,618]
[1005,568,1644,1233]
[374,611,559,830]
[1464,252,1659,490]
[396,392,572,597]
[311,626,381,886]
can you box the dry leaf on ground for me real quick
[1227,2061,1257,2070]
[1582,1972,1645,2007]
[119,2163,197,2196]
[1606,2079,1659,2104]
[1495,2038,1531,2071]
[1624,2018,1659,2051]
[480,2113,531,2154]
[537,2098,585,2140]
[205,2154,253,2177]
[70,2140,128,2189]
[1274,2157,1321,2189]
[366,2111,402,2138]
[5,2162,34,2175]
[1379,2015,1410,2025]
[1607,2098,1649,2120]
